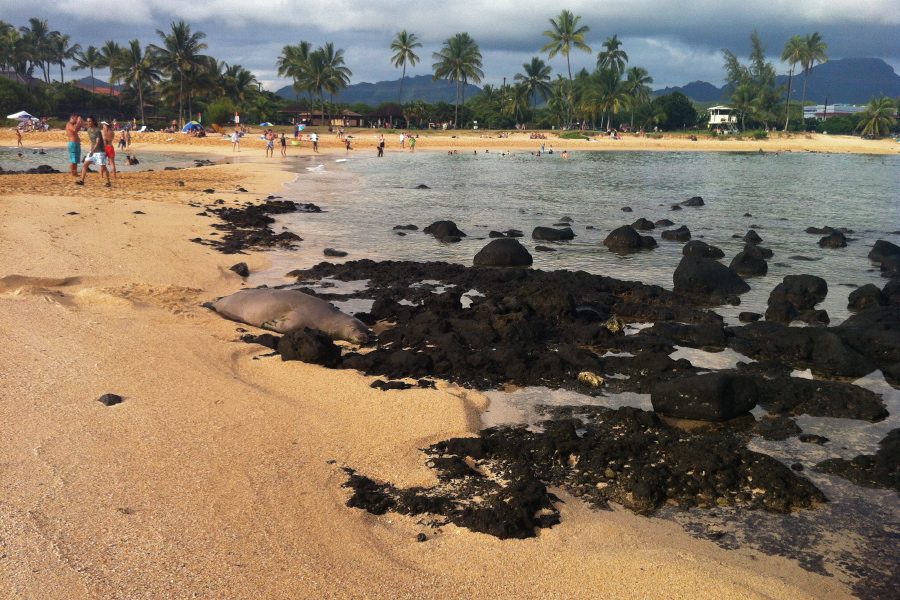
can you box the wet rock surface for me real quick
[816,428,900,493]
[191,199,316,254]
[473,238,533,267]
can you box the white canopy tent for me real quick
[7,111,37,120]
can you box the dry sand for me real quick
[0,129,864,599]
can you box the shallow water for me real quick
[270,150,900,325]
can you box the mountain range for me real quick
[653,58,900,105]
[275,74,482,106]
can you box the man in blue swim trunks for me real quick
[65,114,83,179]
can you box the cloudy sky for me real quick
[4,0,899,92]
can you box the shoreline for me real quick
[0,137,866,598]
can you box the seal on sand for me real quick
[208,289,370,343]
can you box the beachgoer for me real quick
[102,122,117,179]
[280,133,287,157]
[399,132,405,148]
[409,136,416,152]
[117,130,127,150]
[561,151,569,158]
[265,129,275,157]
[310,132,319,153]
[378,137,385,157]
[125,130,132,148]
[548,145,553,154]
[345,139,352,152]
[76,116,110,187]
[65,114,83,178]
[16,129,23,147]
[231,128,241,152]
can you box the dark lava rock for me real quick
[203,189,214,193]
[621,206,633,212]
[558,216,573,223]
[836,306,900,369]
[532,226,575,241]
[681,196,705,207]
[655,219,675,227]
[743,229,763,245]
[661,225,691,242]
[683,240,724,259]
[534,245,555,252]
[729,248,768,276]
[816,428,900,493]
[670,204,682,211]
[739,312,762,323]
[603,226,653,251]
[190,199,305,254]
[643,322,727,349]
[488,231,506,238]
[415,184,431,189]
[344,406,827,539]
[229,262,250,277]
[473,239,533,267]
[819,231,848,248]
[883,279,900,305]
[768,275,828,312]
[277,328,342,367]
[324,248,348,257]
[752,375,887,421]
[799,434,830,445]
[370,379,414,391]
[393,224,418,231]
[673,256,750,296]
[240,333,280,350]
[651,372,757,422]
[868,240,900,264]
[881,254,900,278]
[97,393,123,406]
[632,218,655,231]
[752,245,774,259]
[755,415,802,441]
[848,284,888,311]
[506,229,524,238]
[424,220,467,240]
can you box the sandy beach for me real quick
[0,128,873,598]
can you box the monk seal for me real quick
[208,289,370,343]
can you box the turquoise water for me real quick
[274,150,900,324]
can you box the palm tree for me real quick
[624,66,653,128]
[390,30,422,104]
[277,42,312,102]
[151,20,209,126]
[857,95,896,138]
[799,32,828,111]
[114,40,161,125]
[50,33,79,83]
[72,46,103,92]
[514,57,552,125]
[432,33,483,128]
[541,10,591,126]
[582,67,629,130]
[781,35,804,130]
[19,18,57,83]
[318,42,352,125]
[98,40,123,94]
[597,35,628,75]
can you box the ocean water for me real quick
[0,145,214,172]
[271,149,900,325]
[266,149,900,595]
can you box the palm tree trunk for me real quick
[398,63,406,105]
[139,82,145,125]
[800,71,810,117]
[90,67,95,93]
[179,71,185,127]
[783,68,794,131]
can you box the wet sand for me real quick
[0,131,860,598]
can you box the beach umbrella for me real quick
[7,110,36,120]
[260,122,273,126]
[298,124,306,131]
[182,121,204,133]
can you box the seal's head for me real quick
[341,319,371,344]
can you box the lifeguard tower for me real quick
[708,106,738,132]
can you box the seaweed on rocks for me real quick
[191,200,320,254]
[343,406,828,538]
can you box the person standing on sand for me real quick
[409,136,416,152]
[65,114,83,179]
[377,136,385,157]
[16,129,23,147]
[102,122,117,180]
[265,129,275,157]
[399,132,405,148]
[280,133,287,157]
[311,132,319,153]
[231,128,241,152]
[76,117,110,187]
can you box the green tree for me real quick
[277,42,313,103]
[597,34,628,76]
[857,95,896,138]
[722,31,781,130]
[72,45,103,92]
[514,56,552,124]
[390,30,422,105]
[653,91,697,130]
[151,20,209,126]
[19,18,57,83]
[98,40,123,94]
[799,32,828,111]
[541,9,591,125]
[50,33,79,84]
[113,40,161,125]
[624,66,653,128]
[432,32,483,128]
[781,35,804,130]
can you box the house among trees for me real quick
[365,104,405,127]
[802,104,868,121]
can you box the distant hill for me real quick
[276,74,483,105]
[653,58,900,105]
[76,76,123,91]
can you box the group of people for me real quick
[263,129,288,158]
[65,113,126,187]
